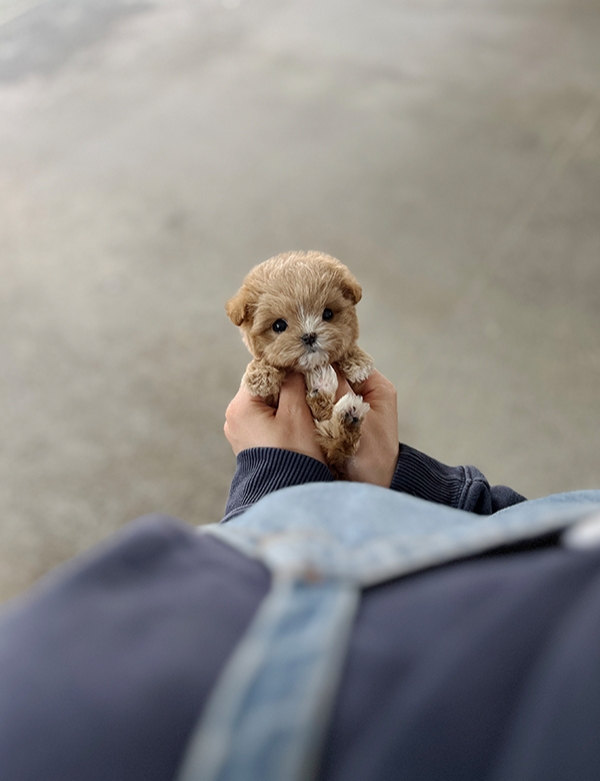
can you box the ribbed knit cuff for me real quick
[390,443,468,509]
[222,448,334,523]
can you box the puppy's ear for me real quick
[340,271,362,305]
[225,289,253,326]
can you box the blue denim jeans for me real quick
[175,485,600,781]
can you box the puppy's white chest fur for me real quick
[297,350,330,372]
[305,364,338,397]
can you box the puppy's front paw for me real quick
[243,361,286,404]
[305,364,337,421]
[305,364,338,397]
[315,392,370,469]
[334,392,370,427]
[338,348,374,387]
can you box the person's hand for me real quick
[338,369,399,487]
[224,371,326,464]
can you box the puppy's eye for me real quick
[322,308,334,322]
[272,319,288,333]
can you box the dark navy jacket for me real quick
[1,445,599,781]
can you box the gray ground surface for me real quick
[0,0,599,600]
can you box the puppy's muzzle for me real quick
[302,332,318,347]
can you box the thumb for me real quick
[277,372,309,415]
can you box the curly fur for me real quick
[226,250,374,474]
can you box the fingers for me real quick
[333,368,396,409]
[224,383,275,449]
[277,372,311,417]
[353,369,397,403]
[278,371,305,396]
[225,386,258,428]
[342,370,399,486]
[224,366,398,473]
[223,366,327,460]
[225,385,247,419]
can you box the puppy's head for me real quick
[226,250,362,370]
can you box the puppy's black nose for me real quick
[302,332,318,346]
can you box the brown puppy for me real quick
[226,250,374,474]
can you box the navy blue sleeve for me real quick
[223,447,334,522]
[223,444,526,521]
[391,444,526,514]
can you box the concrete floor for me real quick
[0,0,599,599]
